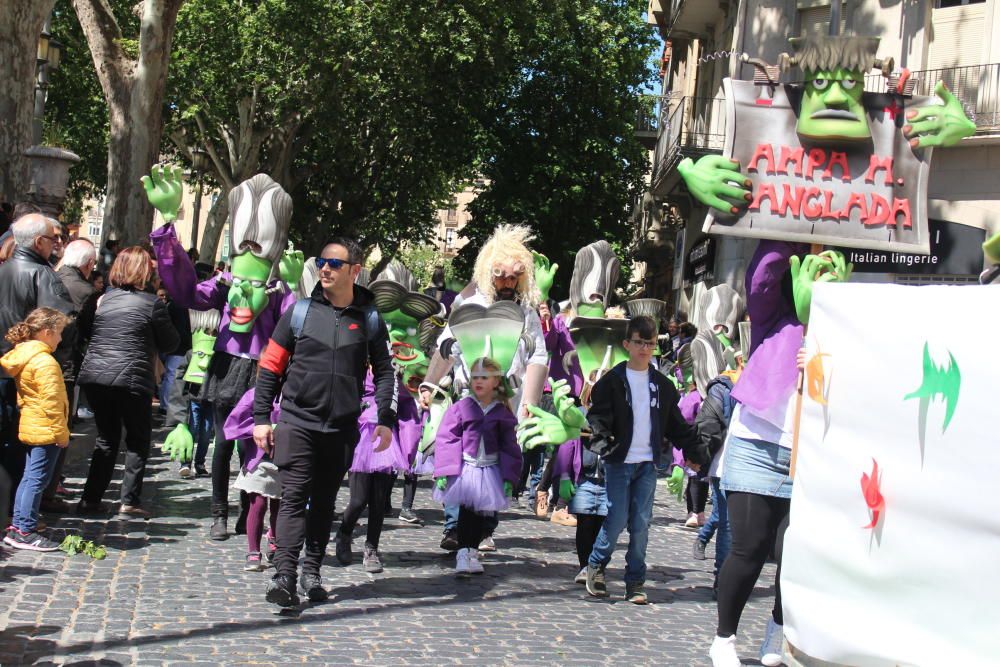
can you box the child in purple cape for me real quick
[433,357,522,577]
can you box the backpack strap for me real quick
[290,298,311,340]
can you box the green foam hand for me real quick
[667,466,684,501]
[140,163,185,223]
[904,82,976,149]
[559,478,576,501]
[677,155,752,215]
[163,423,194,463]
[504,481,514,498]
[516,404,581,451]
[550,378,585,429]
[533,252,558,302]
[789,250,852,325]
[279,243,305,290]
[984,231,1000,265]
[435,476,448,491]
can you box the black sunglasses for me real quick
[315,257,357,270]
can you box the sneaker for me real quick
[550,507,577,527]
[77,406,94,419]
[478,535,496,552]
[194,464,209,477]
[693,538,707,560]
[77,499,107,515]
[398,508,423,525]
[535,491,549,517]
[119,505,150,519]
[335,531,352,565]
[455,548,472,577]
[244,552,265,572]
[759,618,784,667]
[685,512,700,529]
[574,567,588,584]
[585,564,608,598]
[625,581,648,605]
[299,572,329,602]
[39,498,71,514]
[210,516,228,541]
[265,573,300,608]
[439,530,459,551]
[179,465,192,478]
[262,533,277,567]
[467,549,484,574]
[4,529,60,552]
[709,634,741,667]
[363,545,383,573]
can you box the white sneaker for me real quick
[468,549,484,574]
[455,548,471,576]
[709,634,741,667]
[77,406,94,419]
[685,512,701,528]
[759,618,783,667]
[574,567,588,584]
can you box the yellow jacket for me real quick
[0,340,69,446]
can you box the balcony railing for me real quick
[652,96,727,188]
[635,94,662,149]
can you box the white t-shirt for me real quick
[624,367,654,463]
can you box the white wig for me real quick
[472,224,538,307]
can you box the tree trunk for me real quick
[198,186,230,263]
[0,2,57,204]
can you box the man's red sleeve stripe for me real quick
[259,339,291,375]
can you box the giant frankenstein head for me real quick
[369,262,443,396]
[183,309,222,384]
[226,174,292,333]
[787,36,882,143]
[570,241,621,318]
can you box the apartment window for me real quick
[445,227,456,249]
[936,0,985,6]
[88,224,101,238]
[798,5,847,36]
[446,208,457,222]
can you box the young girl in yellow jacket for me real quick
[0,308,71,551]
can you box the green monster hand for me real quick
[436,476,448,491]
[984,231,1000,265]
[278,243,305,290]
[504,481,514,498]
[140,163,185,223]
[559,478,576,501]
[667,466,684,501]
[516,405,581,451]
[677,155,752,215]
[904,82,976,149]
[533,252,558,301]
[163,423,194,463]
[789,250,853,325]
[550,378,585,429]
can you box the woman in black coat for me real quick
[78,247,179,516]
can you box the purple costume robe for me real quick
[552,437,583,482]
[544,313,584,396]
[433,397,522,485]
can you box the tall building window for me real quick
[446,208,457,222]
[935,0,985,7]
[445,227,456,249]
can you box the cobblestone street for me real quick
[0,418,776,666]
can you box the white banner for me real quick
[782,283,1000,666]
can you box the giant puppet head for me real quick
[183,309,222,384]
[689,284,745,396]
[226,174,293,333]
[472,224,539,307]
[570,240,621,318]
[448,300,528,379]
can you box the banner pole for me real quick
[789,242,823,479]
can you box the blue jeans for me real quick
[13,445,61,532]
[443,503,498,535]
[588,461,657,583]
[698,477,731,576]
[158,354,184,411]
[188,399,214,466]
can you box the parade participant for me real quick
[433,357,521,577]
[234,440,281,573]
[583,316,708,604]
[145,167,303,540]
[1,308,71,551]
[252,237,396,608]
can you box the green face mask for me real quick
[797,67,870,141]
[183,330,218,384]
[576,302,606,318]
[226,253,273,333]
[382,309,427,368]
[402,359,429,400]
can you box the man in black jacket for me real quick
[253,236,396,607]
[584,316,707,604]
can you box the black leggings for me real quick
[339,472,393,549]
[457,506,490,549]
[686,476,709,514]
[575,514,605,569]
[402,473,419,510]
[716,491,790,637]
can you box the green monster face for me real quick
[226,253,273,333]
[575,303,606,318]
[383,309,427,369]
[797,68,870,141]
[402,359,429,400]
[183,330,218,384]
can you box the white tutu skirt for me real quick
[432,464,508,514]
[233,461,281,499]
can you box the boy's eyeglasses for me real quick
[627,339,657,349]
[315,257,356,270]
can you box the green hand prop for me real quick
[278,243,305,290]
[533,252,558,301]
[559,479,576,501]
[163,424,194,463]
[436,476,448,491]
[550,378,585,429]
[504,481,514,498]
[667,466,684,501]
[516,405,581,451]
[789,250,852,325]
[983,231,1000,265]
[904,82,977,149]
[140,163,185,223]
[677,155,752,215]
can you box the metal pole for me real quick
[190,178,203,252]
[829,0,842,37]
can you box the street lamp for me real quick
[33,19,62,146]
[189,147,210,251]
